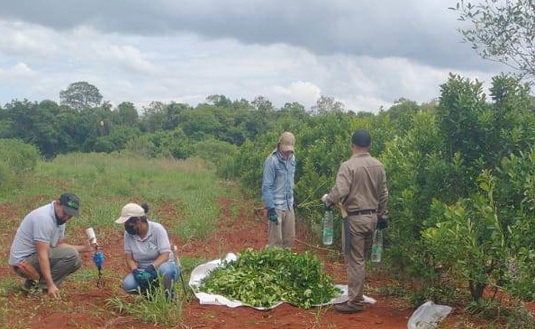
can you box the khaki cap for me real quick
[278,132,295,152]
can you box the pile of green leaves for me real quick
[199,248,341,309]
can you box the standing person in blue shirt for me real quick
[115,202,180,300]
[262,132,296,248]
[9,193,94,299]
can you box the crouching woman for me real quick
[115,202,180,298]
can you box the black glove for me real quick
[145,264,158,279]
[377,215,389,230]
[267,208,279,223]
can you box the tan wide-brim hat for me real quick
[278,132,295,152]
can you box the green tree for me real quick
[206,94,232,108]
[60,81,103,110]
[454,0,535,80]
[423,171,507,301]
[386,98,421,132]
[436,74,487,188]
[311,95,345,114]
[115,102,139,126]
[141,101,167,132]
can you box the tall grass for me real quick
[1,152,240,327]
[2,153,235,242]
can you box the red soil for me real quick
[7,198,415,329]
[177,199,412,329]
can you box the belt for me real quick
[347,209,376,216]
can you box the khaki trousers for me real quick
[14,246,82,286]
[268,208,295,248]
[343,213,377,306]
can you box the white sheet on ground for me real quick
[189,253,376,310]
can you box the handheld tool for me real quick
[86,227,104,287]
[173,245,188,295]
[93,250,104,287]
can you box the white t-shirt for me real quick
[9,201,65,266]
[123,220,173,268]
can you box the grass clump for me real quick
[107,286,185,327]
[199,248,341,309]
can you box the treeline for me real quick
[3,74,535,311]
[0,88,327,159]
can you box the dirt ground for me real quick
[4,199,426,329]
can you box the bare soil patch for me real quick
[5,198,421,329]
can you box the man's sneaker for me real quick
[334,302,364,314]
[22,279,39,292]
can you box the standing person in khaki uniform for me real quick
[262,132,296,248]
[322,130,388,313]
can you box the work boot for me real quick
[334,301,364,313]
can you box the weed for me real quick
[107,285,184,327]
[409,285,465,308]
[462,299,535,329]
[377,282,409,298]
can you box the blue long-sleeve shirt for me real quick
[262,149,295,210]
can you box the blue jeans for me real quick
[122,262,180,293]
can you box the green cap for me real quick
[59,193,80,218]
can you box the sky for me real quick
[0,0,507,113]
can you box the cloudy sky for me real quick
[0,0,507,112]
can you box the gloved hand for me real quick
[267,208,279,223]
[133,268,158,293]
[321,194,332,210]
[145,264,158,279]
[377,215,389,230]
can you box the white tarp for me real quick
[189,253,377,310]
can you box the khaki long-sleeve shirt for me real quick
[326,152,388,215]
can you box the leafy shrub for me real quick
[0,138,40,174]
[193,138,238,169]
[0,139,40,191]
[125,128,194,160]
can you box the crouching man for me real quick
[9,193,94,298]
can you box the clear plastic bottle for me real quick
[371,229,383,263]
[322,209,334,246]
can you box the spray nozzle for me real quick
[85,227,98,247]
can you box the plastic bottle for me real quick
[322,209,334,246]
[371,229,383,263]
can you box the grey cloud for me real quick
[0,0,501,71]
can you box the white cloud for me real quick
[0,12,506,112]
[0,20,59,58]
[91,44,159,75]
[0,62,35,78]
[12,62,34,75]
[272,81,322,108]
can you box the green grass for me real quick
[0,277,40,329]
[178,255,209,273]
[1,153,236,242]
[1,152,242,328]
[107,279,186,327]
